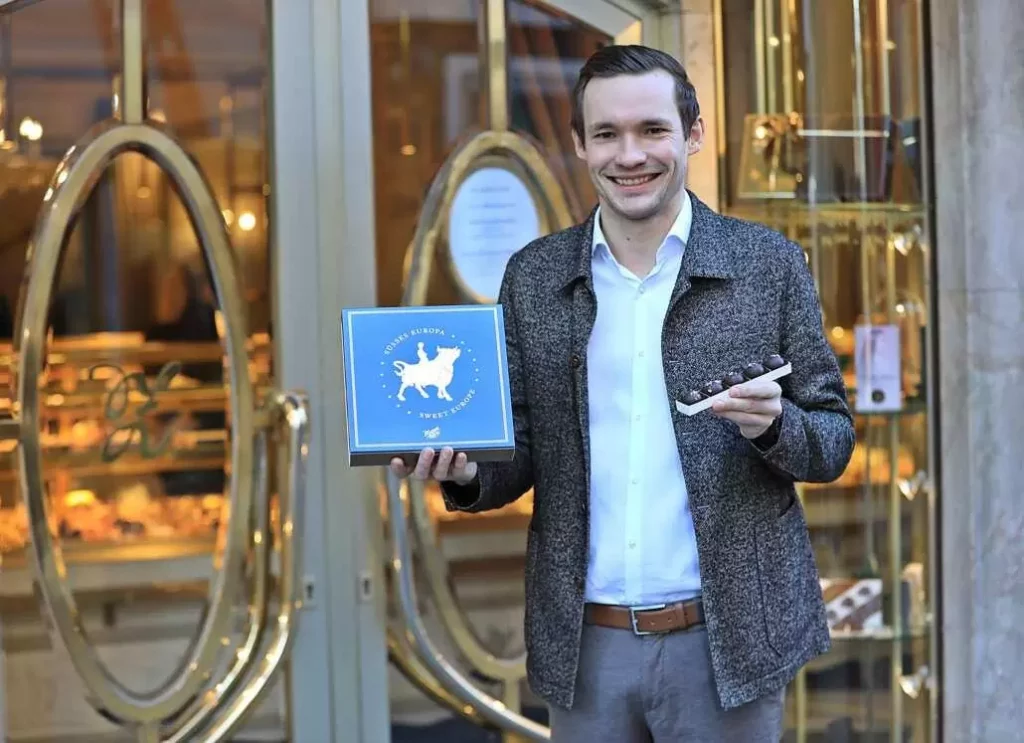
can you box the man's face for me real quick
[573,69,703,222]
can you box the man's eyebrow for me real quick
[588,118,674,133]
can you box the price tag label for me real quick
[854,324,902,413]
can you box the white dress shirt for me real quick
[584,193,702,607]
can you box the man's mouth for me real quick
[606,173,661,187]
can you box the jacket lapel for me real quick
[564,210,598,492]
[667,191,740,316]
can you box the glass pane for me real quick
[719,1,933,741]
[507,0,611,219]
[0,1,279,738]
[369,0,615,737]
[370,0,485,308]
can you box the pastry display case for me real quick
[716,0,936,740]
[0,333,272,592]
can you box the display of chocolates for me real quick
[675,354,793,416]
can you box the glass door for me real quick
[715,1,936,741]
[366,0,680,739]
[0,1,315,740]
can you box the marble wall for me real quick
[931,0,1024,740]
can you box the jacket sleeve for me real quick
[751,241,856,482]
[440,253,535,512]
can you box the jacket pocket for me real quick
[754,502,816,657]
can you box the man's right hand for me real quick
[389,446,478,486]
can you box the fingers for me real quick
[711,379,781,439]
[712,380,782,417]
[432,447,454,480]
[388,457,412,478]
[390,448,474,483]
[727,380,781,399]
[712,396,782,417]
[712,410,772,428]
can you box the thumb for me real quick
[451,453,477,484]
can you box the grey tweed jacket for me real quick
[441,191,855,712]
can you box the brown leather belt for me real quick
[584,599,705,636]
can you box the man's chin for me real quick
[603,196,664,222]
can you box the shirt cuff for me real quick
[439,478,482,511]
[749,411,783,452]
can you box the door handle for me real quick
[384,471,550,741]
[178,391,310,742]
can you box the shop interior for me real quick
[0,0,935,741]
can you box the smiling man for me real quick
[391,45,854,741]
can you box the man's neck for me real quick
[599,194,683,277]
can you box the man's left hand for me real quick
[710,379,783,440]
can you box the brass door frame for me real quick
[0,1,312,740]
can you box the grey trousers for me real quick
[548,622,785,742]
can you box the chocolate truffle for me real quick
[702,380,725,397]
[764,354,786,370]
[681,390,705,405]
[743,362,766,379]
[722,371,746,388]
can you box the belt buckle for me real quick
[629,604,666,636]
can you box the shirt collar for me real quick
[591,190,693,262]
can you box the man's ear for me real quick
[687,117,706,155]
[572,129,586,160]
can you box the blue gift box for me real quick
[340,304,516,466]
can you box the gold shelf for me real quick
[0,441,228,482]
[0,537,217,598]
[729,200,924,216]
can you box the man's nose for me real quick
[615,136,646,167]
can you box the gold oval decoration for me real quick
[401,129,576,306]
[15,118,256,726]
[387,127,572,739]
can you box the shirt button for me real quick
[629,541,637,549]
[634,414,642,421]
[638,351,645,358]
[631,478,639,485]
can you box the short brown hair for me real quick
[570,44,700,141]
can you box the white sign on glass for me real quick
[854,324,902,413]
[447,166,542,301]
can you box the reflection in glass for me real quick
[718,1,933,740]
[507,0,611,219]
[369,0,484,308]
[0,1,280,738]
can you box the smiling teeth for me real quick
[613,174,657,186]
